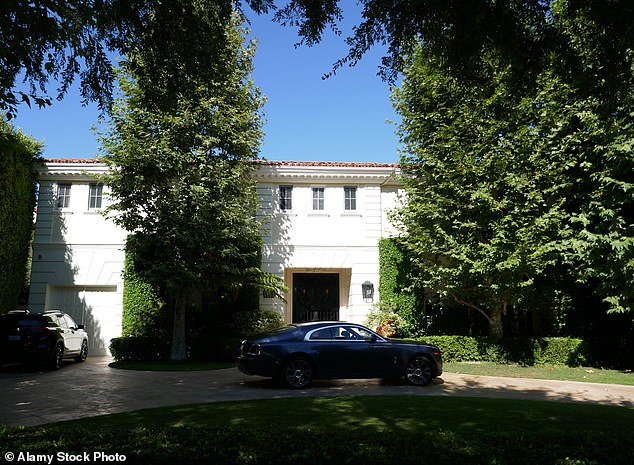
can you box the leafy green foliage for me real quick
[424,335,587,367]
[121,248,169,339]
[374,238,424,336]
[274,0,634,94]
[227,310,285,337]
[393,50,566,336]
[393,4,634,335]
[0,0,276,119]
[0,118,40,313]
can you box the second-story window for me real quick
[89,183,103,209]
[279,185,293,211]
[344,186,357,211]
[312,187,325,210]
[57,183,71,209]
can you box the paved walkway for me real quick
[1,356,633,426]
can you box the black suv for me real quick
[0,310,89,370]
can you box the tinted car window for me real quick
[310,328,336,340]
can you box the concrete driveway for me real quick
[1,356,633,426]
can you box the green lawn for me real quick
[2,396,633,464]
[445,361,634,385]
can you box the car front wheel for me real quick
[75,339,88,363]
[405,356,433,386]
[282,357,313,389]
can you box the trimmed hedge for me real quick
[109,336,170,362]
[423,335,588,366]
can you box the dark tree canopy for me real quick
[0,0,271,118]
[271,0,634,88]
[6,0,634,119]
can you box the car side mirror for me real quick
[77,324,84,330]
[366,334,377,343]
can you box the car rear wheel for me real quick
[405,355,433,386]
[49,343,64,370]
[75,339,88,363]
[282,357,313,389]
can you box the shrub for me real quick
[109,336,170,362]
[423,335,588,366]
[366,303,406,337]
[227,310,285,337]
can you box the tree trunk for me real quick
[170,296,187,361]
[488,304,505,338]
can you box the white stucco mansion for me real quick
[28,159,404,354]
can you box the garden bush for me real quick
[227,310,285,337]
[109,336,170,362]
[423,335,588,366]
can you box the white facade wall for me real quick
[29,160,403,353]
[253,162,403,324]
[29,160,127,355]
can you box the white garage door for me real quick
[47,286,122,356]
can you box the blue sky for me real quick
[12,3,400,164]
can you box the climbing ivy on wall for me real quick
[378,237,425,336]
[0,118,40,313]
[122,247,169,339]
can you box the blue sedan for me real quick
[237,322,443,388]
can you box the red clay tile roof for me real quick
[44,158,103,164]
[254,160,400,168]
[44,158,400,168]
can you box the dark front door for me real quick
[292,273,339,323]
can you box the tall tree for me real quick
[100,15,267,360]
[393,12,634,335]
[393,51,568,337]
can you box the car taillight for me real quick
[248,343,261,356]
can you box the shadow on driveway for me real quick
[1,356,633,426]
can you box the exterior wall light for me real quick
[362,281,374,302]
